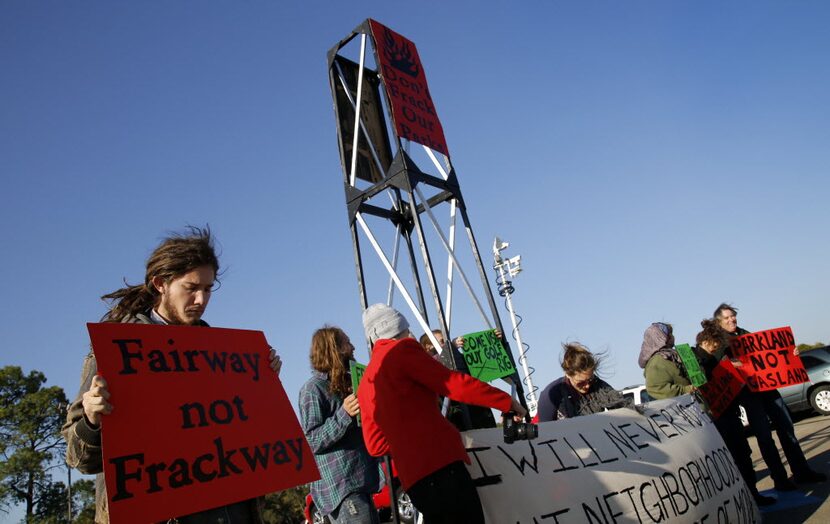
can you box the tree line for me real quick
[797,341,827,352]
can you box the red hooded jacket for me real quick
[357,337,513,490]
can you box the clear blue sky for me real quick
[2,0,829,439]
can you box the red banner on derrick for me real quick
[369,19,449,156]
[730,326,809,392]
[88,323,319,523]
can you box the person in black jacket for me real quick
[695,319,775,506]
[419,328,500,430]
[538,343,625,422]
[715,303,826,491]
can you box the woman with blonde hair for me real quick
[299,326,380,524]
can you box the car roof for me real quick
[620,384,645,391]
[802,347,830,360]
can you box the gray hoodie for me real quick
[638,322,678,369]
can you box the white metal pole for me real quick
[335,63,385,178]
[424,145,457,332]
[356,213,444,354]
[496,260,538,417]
[444,200,457,329]
[386,224,402,306]
[414,186,492,329]
[348,34,367,187]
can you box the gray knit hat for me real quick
[363,303,410,344]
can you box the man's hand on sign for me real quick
[731,359,743,368]
[268,347,282,377]
[342,393,360,417]
[453,329,503,349]
[82,375,112,427]
[508,397,527,420]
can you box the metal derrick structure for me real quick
[326,19,529,425]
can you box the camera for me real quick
[502,411,538,444]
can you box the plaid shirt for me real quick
[299,371,381,516]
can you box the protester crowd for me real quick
[62,227,826,523]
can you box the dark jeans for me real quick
[177,499,255,523]
[406,461,484,524]
[714,402,758,493]
[329,492,379,524]
[741,389,810,483]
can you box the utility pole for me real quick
[493,238,538,418]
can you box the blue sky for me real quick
[2,0,829,464]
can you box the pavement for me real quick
[749,413,830,523]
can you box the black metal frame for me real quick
[327,18,530,523]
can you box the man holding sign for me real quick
[62,227,284,523]
[715,303,826,490]
[424,328,503,430]
[695,320,774,506]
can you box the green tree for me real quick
[30,480,68,523]
[0,366,68,521]
[261,485,310,524]
[797,341,826,353]
[70,479,95,524]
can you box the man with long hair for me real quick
[694,319,775,506]
[714,303,825,491]
[299,327,380,523]
[62,226,282,523]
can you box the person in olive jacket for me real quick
[638,322,694,399]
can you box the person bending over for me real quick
[357,304,526,524]
[538,343,625,421]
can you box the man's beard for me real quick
[158,296,202,326]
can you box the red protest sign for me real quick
[87,323,319,523]
[699,359,745,419]
[730,326,809,392]
[369,19,449,156]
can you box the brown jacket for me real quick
[61,313,263,523]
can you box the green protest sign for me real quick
[349,360,368,425]
[459,329,516,382]
[350,360,367,394]
[676,343,707,388]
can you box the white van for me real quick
[620,384,653,406]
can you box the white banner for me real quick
[462,395,760,523]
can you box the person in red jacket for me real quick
[358,303,526,524]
